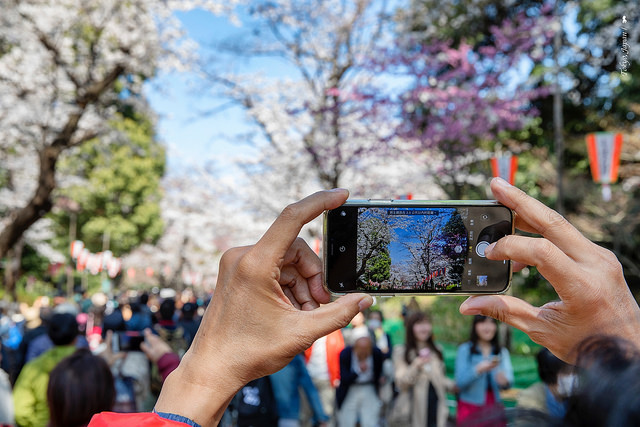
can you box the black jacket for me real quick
[336,345,384,409]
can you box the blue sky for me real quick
[144,9,302,176]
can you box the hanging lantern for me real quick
[107,258,122,279]
[586,133,623,201]
[396,194,413,200]
[490,154,518,185]
[145,267,154,277]
[77,248,90,272]
[127,267,136,279]
[70,240,84,260]
[101,250,113,269]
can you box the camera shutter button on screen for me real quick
[475,241,490,257]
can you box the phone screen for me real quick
[115,331,144,352]
[324,202,513,294]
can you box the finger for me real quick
[280,265,320,311]
[459,295,541,336]
[512,261,528,272]
[105,330,114,349]
[490,177,591,261]
[485,235,581,302]
[300,294,373,339]
[254,189,349,264]
[281,238,329,305]
[514,212,537,234]
[283,287,302,310]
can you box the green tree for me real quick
[51,112,165,256]
[364,249,392,285]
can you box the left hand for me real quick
[140,328,173,364]
[496,371,509,388]
[155,189,373,426]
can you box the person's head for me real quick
[351,326,372,360]
[47,313,78,346]
[47,349,115,427]
[470,315,499,354]
[405,311,442,362]
[181,302,196,321]
[536,348,573,398]
[367,310,383,330]
[139,292,149,306]
[159,299,176,321]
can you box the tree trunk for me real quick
[0,146,60,260]
[3,240,24,300]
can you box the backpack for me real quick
[236,376,278,427]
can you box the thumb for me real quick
[301,293,373,339]
[459,295,540,334]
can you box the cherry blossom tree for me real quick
[0,0,237,262]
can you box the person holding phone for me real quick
[455,315,513,426]
[89,181,640,427]
[392,311,451,427]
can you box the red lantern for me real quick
[491,155,518,185]
[586,133,623,201]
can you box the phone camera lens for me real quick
[340,210,347,217]
[482,214,489,220]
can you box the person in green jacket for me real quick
[13,313,79,427]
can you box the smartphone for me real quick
[324,200,514,295]
[113,331,144,352]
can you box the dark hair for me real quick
[404,311,443,363]
[139,292,149,305]
[469,315,500,355]
[47,349,115,427]
[159,299,176,321]
[47,313,78,346]
[561,335,640,426]
[181,302,196,320]
[537,348,570,385]
[368,310,384,322]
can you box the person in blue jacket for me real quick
[455,315,513,426]
[270,354,329,427]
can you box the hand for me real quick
[155,189,373,426]
[475,359,499,374]
[359,360,368,373]
[460,177,640,363]
[140,328,173,364]
[100,330,125,367]
[496,371,509,388]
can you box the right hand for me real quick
[460,178,640,363]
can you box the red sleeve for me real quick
[157,352,181,382]
[89,412,188,426]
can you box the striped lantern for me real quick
[586,133,623,201]
[490,154,518,185]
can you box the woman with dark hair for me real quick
[455,315,513,426]
[47,349,115,427]
[391,311,451,427]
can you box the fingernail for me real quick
[358,295,374,311]
[459,297,483,315]
[329,188,348,193]
[493,177,512,188]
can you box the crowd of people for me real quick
[0,291,617,427]
[1,179,639,427]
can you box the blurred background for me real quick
[0,0,638,408]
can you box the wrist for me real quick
[154,351,242,426]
